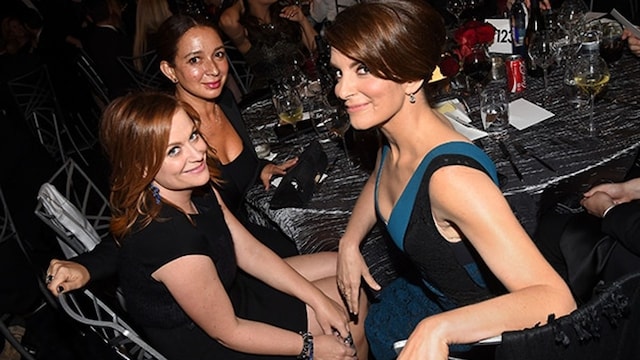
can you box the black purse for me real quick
[270,141,329,209]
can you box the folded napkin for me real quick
[508,98,554,130]
[435,99,488,140]
[270,141,328,210]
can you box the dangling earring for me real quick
[149,184,161,204]
[407,80,424,104]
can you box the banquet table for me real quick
[241,51,640,288]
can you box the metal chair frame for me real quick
[117,51,166,91]
[7,65,96,165]
[75,49,111,110]
[33,161,166,360]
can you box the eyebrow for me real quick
[183,45,225,60]
[166,126,198,148]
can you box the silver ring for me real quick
[45,274,54,284]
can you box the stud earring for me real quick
[409,93,416,104]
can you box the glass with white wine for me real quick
[573,55,610,136]
[272,85,304,149]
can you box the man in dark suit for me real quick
[536,168,640,304]
[82,0,133,98]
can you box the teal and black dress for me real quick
[366,141,506,360]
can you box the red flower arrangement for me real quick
[439,20,496,78]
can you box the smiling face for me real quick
[162,26,229,102]
[330,48,408,130]
[152,108,210,203]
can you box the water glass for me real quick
[480,88,509,137]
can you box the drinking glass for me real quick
[573,56,610,136]
[272,85,304,149]
[325,107,352,165]
[446,0,467,25]
[528,30,557,104]
[599,21,624,65]
[462,44,492,93]
[480,87,509,138]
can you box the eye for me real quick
[214,49,226,59]
[332,67,342,80]
[356,63,370,75]
[167,146,181,157]
[188,56,200,64]
[189,130,200,142]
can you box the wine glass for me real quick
[462,45,492,94]
[446,0,467,25]
[599,21,624,66]
[325,107,352,165]
[272,85,304,150]
[573,56,610,136]
[528,30,558,104]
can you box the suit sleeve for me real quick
[601,201,640,256]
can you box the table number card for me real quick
[486,19,512,54]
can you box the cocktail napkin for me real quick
[434,99,488,140]
[508,98,554,130]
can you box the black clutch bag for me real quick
[270,141,329,210]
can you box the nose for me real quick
[186,138,207,159]
[204,58,220,76]
[334,75,352,101]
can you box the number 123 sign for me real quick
[486,19,512,54]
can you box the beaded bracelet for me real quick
[298,331,313,360]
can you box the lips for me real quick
[203,81,221,89]
[185,161,207,174]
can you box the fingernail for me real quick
[57,286,64,294]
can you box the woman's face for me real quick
[330,48,407,130]
[153,108,210,201]
[169,26,229,102]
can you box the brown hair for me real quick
[100,91,222,239]
[156,14,222,67]
[325,0,445,84]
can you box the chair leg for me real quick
[0,314,36,360]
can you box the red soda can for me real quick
[505,55,526,93]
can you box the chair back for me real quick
[117,51,168,91]
[75,49,111,110]
[7,66,95,165]
[58,289,167,360]
[225,41,254,94]
[34,159,110,257]
[33,161,167,360]
[495,272,640,360]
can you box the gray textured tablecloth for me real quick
[242,51,640,288]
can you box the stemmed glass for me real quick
[599,21,625,66]
[528,30,558,104]
[573,55,610,136]
[325,107,352,165]
[446,0,467,25]
[272,84,304,150]
[462,45,492,94]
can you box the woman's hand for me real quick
[396,317,449,360]
[260,157,298,189]
[314,333,358,360]
[336,242,379,314]
[46,259,91,295]
[312,294,352,338]
[279,5,307,23]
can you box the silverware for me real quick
[498,141,524,181]
[512,142,556,172]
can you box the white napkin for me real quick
[434,99,488,141]
[508,98,555,130]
